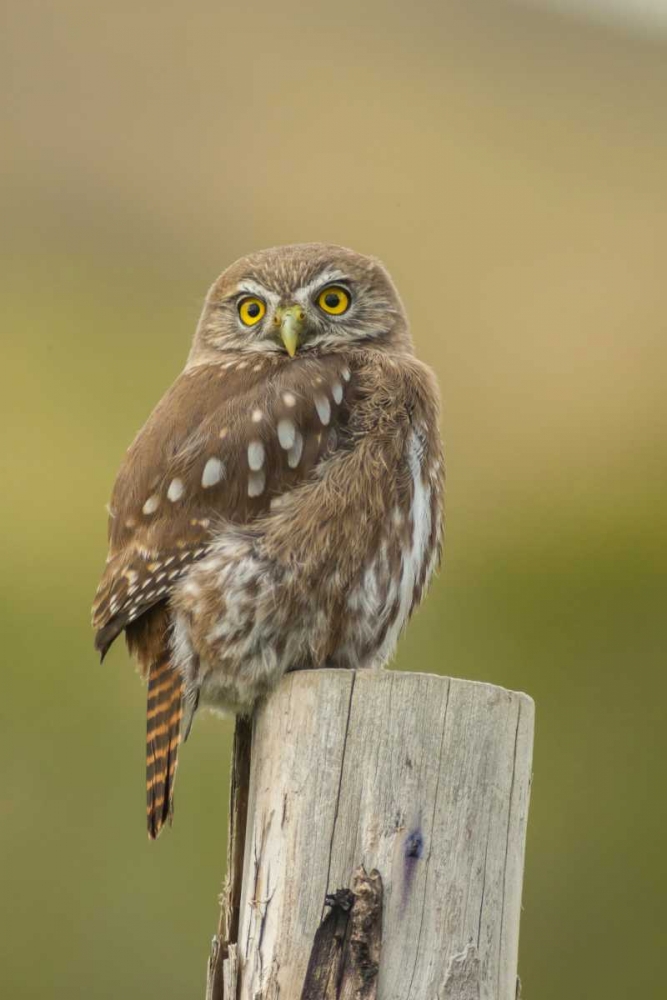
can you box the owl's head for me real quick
[189,243,412,364]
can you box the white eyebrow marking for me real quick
[236,279,273,299]
[295,269,348,303]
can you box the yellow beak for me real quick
[276,304,305,358]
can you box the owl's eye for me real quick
[238,297,266,326]
[317,286,350,316]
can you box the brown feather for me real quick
[145,658,183,839]
[91,243,444,836]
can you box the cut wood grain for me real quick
[208,669,534,1000]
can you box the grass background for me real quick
[1,2,665,996]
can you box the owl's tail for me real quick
[146,658,184,839]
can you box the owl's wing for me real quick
[257,349,443,602]
[172,348,444,680]
[92,354,354,657]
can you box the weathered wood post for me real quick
[207,669,534,1000]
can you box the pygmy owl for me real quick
[92,243,444,838]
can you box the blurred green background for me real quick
[2,1,665,997]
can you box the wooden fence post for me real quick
[206,669,534,1000]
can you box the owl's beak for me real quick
[275,304,305,358]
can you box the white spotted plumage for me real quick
[287,432,303,468]
[277,418,296,449]
[142,494,159,515]
[167,478,184,502]
[248,469,266,497]
[92,243,443,837]
[314,394,331,426]
[202,457,224,488]
[247,441,265,471]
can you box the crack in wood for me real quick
[321,671,357,920]
[497,700,522,1000]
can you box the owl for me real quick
[92,243,444,838]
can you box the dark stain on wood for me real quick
[400,824,424,909]
[404,827,423,860]
[301,866,383,1000]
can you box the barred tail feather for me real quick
[146,659,183,839]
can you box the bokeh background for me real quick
[2,1,665,997]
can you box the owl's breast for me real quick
[171,397,443,711]
[332,427,442,670]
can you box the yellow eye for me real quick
[317,286,350,316]
[238,296,266,326]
